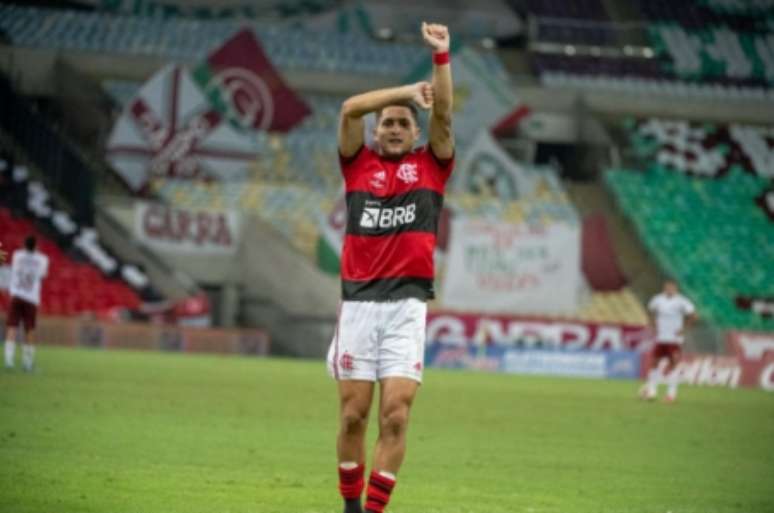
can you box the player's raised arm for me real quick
[0,242,6,264]
[423,22,454,160]
[338,83,432,158]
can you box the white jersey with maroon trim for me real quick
[648,293,695,344]
[9,249,49,306]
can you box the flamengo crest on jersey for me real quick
[396,163,419,184]
[340,145,453,301]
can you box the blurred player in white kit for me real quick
[4,236,49,371]
[640,279,697,402]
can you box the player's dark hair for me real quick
[24,235,36,251]
[376,101,419,123]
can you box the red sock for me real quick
[364,471,396,513]
[338,463,365,500]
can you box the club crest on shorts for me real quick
[396,163,419,184]
[340,352,354,371]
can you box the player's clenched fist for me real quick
[422,22,450,53]
[411,81,434,110]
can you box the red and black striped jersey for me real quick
[339,144,454,301]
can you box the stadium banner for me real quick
[424,344,640,380]
[672,354,742,389]
[192,28,311,133]
[106,64,259,190]
[440,219,581,314]
[426,312,649,351]
[452,130,563,201]
[133,200,241,255]
[726,331,774,391]
[106,29,310,191]
[317,191,347,275]
[0,315,270,356]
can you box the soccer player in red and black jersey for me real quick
[326,22,454,513]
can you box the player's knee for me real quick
[340,407,369,435]
[379,405,410,438]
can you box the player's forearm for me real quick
[341,85,417,119]
[431,58,453,119]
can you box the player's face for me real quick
[375,106,419,158]
[664,281,678,295]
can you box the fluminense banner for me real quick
[452,130,562,201]
[106,29,310,191]
[192,28,311,133]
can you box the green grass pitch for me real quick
[1,347,773,513]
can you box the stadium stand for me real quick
[0,207,141,316]
[606,118,774,330]
[698,0,774,16]
[525,0,617,46]
[529,0,774,99]
[0,73,95,224]
[634,1,774,87]
[0,5,424,76]
[538,62,774,101]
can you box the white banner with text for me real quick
[441,219,581,314]
[134,201,241,254]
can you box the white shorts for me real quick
[327,298,427,383]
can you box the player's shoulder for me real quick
[413,144,438,160]
[411,144,445,167]
[341,144,376,168]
